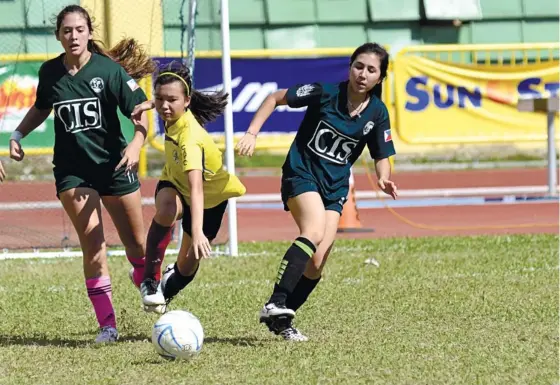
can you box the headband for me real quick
[158,72,190,95]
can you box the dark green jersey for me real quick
[34,53,147,169]
[283,81,396,202]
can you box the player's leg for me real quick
[100,168,146,287]
[160,201,228,306]
[141,184,184,312]
[102,189,146,288]
[143,232,191,313]
[59,186,118,343]
[158,231,192,307]
[272,207,340,342]
[145,182,183,282]
[260,188,326,331]
[287,208,341,312]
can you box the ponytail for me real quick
[54,5,155,80]
[88,38,156,80]
[190,89,228,126]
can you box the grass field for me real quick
[0,234,558,385]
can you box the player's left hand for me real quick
[0,160,5,182]
[131,100,155,125]
[116,142,141,174]
[378,178,398,200]
[236,132,257,157]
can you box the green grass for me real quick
[229,152,551,169]
[233,152,286,169]
[0,235,558,385]
[411,153,551,165]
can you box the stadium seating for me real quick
[0,0,557,54]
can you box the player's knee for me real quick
[302,229,325,247]
[155,201,180,226]
[307,241,332,277]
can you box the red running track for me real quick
[0,168,557,249]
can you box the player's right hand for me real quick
[236,132,257,157]
[192,230,212,260]
[9,139,24,161]
[131,100,155,125]
[0,160,5,182]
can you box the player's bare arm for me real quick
[374,157,397,199]
[187,169,212,260]
[9,107,52,161]
[236,89,289,157]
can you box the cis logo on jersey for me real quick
[308,120,359,165]
[363,121,374,135]
[384,129,392,142]
[89,77,104,93]
[53,97,102,133]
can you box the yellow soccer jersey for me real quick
[160,110,246,208]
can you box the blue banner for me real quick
[153,57,349,134]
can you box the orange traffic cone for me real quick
[337,168,374,233]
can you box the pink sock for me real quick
[86,276,116,329]
[127,255,145,287]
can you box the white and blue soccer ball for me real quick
[152,310,204,360]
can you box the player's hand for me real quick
[378,178,398,200]
[9,139,24,161]
[115,141,141,174]
[0,160,5,182]
[131,100,155,125]
[192,230,212,259]
[235,132,257,157]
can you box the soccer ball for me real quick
[152,310,204,360]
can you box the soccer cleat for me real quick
[141,278,166,314]
[278,325,309,342]
[259,302,295,323]
[94,326,119,343]
[259,303,308,341]
[259,303,295,334]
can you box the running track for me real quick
[0,168,557,250]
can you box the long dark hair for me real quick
[54,5,156,80]
[155,62,229,126]
[349,43,389,99]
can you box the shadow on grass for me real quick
[0,332,148,347]
[204,335,268,347]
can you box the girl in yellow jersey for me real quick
[131,63,246,312]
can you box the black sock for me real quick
[163,263,199,299]
[268,237,316,307]
[286,275,321,312]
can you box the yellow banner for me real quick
[394,55,560,144]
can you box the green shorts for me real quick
[54,165,140,198]
[281,176,346,215]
